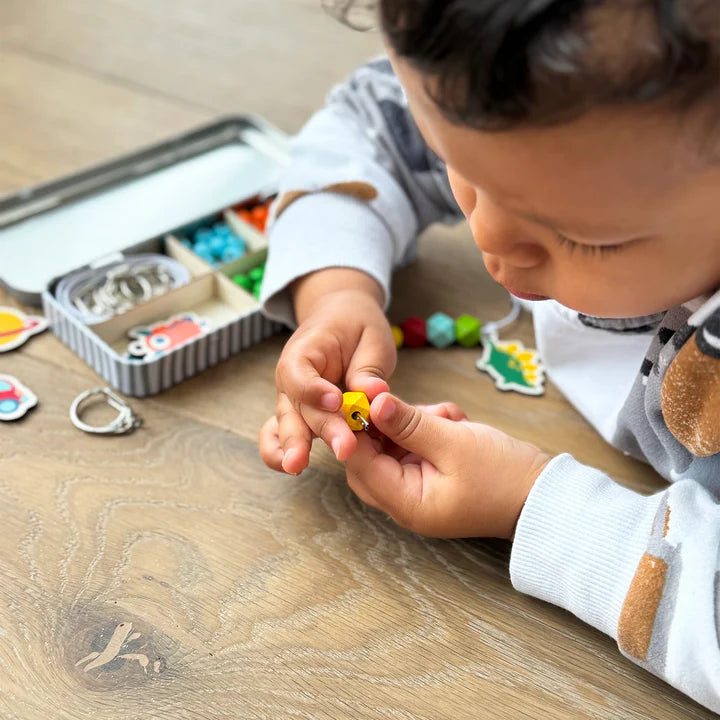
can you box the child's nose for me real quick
[470,196,547,269]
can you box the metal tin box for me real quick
[0,117,289,396]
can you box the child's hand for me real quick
[260,273,396,476]
[346,393,551,540]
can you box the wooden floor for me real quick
[0,2,712,718]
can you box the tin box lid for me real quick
[0,116,289,305]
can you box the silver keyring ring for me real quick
[69,387,143,435]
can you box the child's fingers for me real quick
[275,351,343,412]
[258,415,285,472]
[345,433,423,527]
[345,465,383,511]
[299,402,358,461]
[370,393,467,471]
[417,402,468,422]
[345,326,395,400]
[275,393,313,474]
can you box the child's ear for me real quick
[661,309,720,457]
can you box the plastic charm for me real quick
[127,313,212,359]
[476,338,545,396]
[342,391,370,431]
[0,307,48,352]
[0,374,38,421]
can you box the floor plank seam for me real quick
[2,41,219,117]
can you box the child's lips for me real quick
[505,287,550,301]
[484,260,550,301]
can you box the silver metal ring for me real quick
[351,411,369,431]
[69,387,143,435]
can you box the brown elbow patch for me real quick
[618,552,668,661]
[273,190,310,220]
[661,333,720,457]
[323,181,378,202]
[273,181,378,222]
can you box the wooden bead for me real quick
[342,391,370,431]
[391,325,404,348]
[455,314,482,347]
[426,312,456,348]
[401,316,427,348]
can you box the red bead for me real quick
[401,316,427,348]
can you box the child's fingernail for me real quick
[331,437,341,459]
[376,396,396,422]
[321,392,340,411]
[282,448,296,473]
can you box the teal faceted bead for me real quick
[426,312,456,348]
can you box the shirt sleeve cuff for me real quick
[259,193,396,328]
[509,453,663,638]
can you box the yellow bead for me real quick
[342,391,370,431]
[391,325,404,348]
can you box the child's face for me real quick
[390,51,720,318]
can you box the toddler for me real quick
[258,0,720,711]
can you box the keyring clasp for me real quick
[70,387,142,435]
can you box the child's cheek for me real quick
[447,167,476,220]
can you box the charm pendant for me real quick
[0,307,48,352]
[0,374,38,420]
[476,337,545,396]
[127,313,211,359]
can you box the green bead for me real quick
[248,266,264,282]
[232,274,253,291]
[252,284,261,299]
[455,314,482,347]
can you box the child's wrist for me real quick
[509,450,551,541]
[291,268,385,323]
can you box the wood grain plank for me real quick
[0,352,708,720]
[0,47,211,184]
[1,0,383,133]
[0,1,713,718]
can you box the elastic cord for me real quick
[482,292,522,338]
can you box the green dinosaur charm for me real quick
[476,338,545,396]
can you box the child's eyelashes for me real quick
[553,232,627,257]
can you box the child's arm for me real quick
[511,456,720,713]
[345,389,720,714]
[260,57,462,328]
[259,58,462,475]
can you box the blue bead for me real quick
[193,245,214,264]
[194,228,213,244]
[220,245,245,264]
[209,234,227,258]
[225,236,247,253]
[213,222,232,236]
[427,312,456,348]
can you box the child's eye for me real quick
[554,232,626,257]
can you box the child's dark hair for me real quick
[325,0,719,130]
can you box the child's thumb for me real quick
[370,393,455,464]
